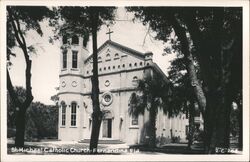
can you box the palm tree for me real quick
[128,74,172,147]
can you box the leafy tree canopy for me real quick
[56,7,117,44]
[7,6,55,61]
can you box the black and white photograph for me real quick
[1,0,249,161]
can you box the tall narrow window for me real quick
[72,35,79,44]
[129,93,139,126]
[132,115,138,125]
[61,102,66,126]
[62,50,67,69]
[132,76,139,86]
[71,102,77,126]
[63,35,67,44]
[72,51,78,68]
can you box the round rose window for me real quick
[101,92,113,106]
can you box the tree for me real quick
[50,93,59,107]
[7,6,54,147]
[25,102,58,140]
[128,74,172,147]
[7,86,26,138]
[127,7,242,153]
[167,57,198,149]
[7,87,58,141]
[58,7,116,153]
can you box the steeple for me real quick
[60,34,89,74]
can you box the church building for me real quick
[57,34,189,145]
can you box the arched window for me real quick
[98,56,102,61]
[62,50,67,69]
[106,53,111,61]
[113,66,115,69]
[114,53,119,60]
[118,65,120,69]
[61,101,66,126]
[72,51,78,68]
[134,63,137,67]
[63,35,67,44]
[129,63,132,67]
[122,64,125,68]
[71,102,77,126]
[72,35,79,44]
[132,76,138,86]
[129,93,139,126]
[108,66,110,70]
[133,76,138,81]
[140,62,143,66]
[99,68,102,72]
[132,115,138,125]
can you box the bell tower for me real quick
[58,34,89,141]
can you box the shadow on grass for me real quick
[129,143,205,154]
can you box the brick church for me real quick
[57,34,191,145]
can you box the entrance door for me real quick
[102,119,112,138]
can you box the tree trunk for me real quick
[148,105,157,148]
[187,101,195,149]
[168,14,206,118]
[7,8,34,147]
[182,9,230,153]
[89,111,102,153]
[205,92,233,153]
[15,107,26,147]
[179,8,241,154]
[89,8,102,153]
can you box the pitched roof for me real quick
[151,63,169,83]
[84,40,145,63]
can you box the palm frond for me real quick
[128,93,146,117]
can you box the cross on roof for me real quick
[106,28,113,41]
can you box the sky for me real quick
[9,7,176,105]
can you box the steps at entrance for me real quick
[79,139,125,144]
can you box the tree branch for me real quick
[7,8,24,49]
[181,10,212,88]
[7,7,34,109]
[142,26,150,47]
[14,18,28,59]
[168,12,206,117]
[7,70,22,106]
